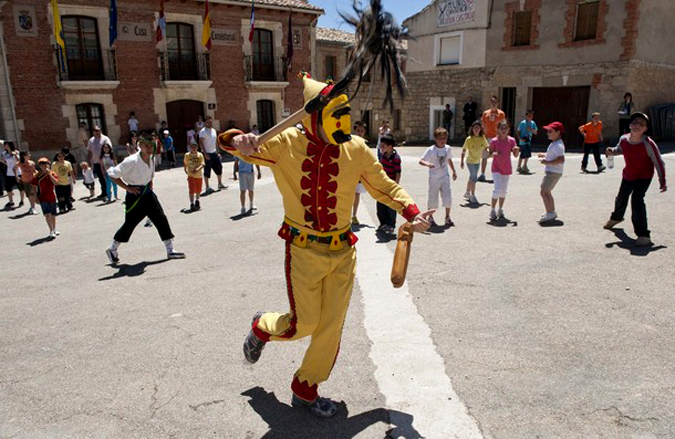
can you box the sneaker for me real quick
[144,219,153,228]
[539,212,557,223]
[291,394,338,418]
[470,195,478,204]
[243,312,267,364]
[189,203,195,212]
[444,217,454,227]
[463,191,471,200]
[497,209,504,219]
[581,167,588,173]
[18,201,24,207]
[4,201,14,208]
[635,236,653,247]
[250,205,257,211]
[598,165,606,172]
[352,216,359,225]
[384,225,396,234]
[28,208,37,215]
[204,187,214,194]
[489,209,497,220]
[54,230,60,236]
[240,206,247,215]
[477,174,486,182]
[167,250,186,260]
[49,231,56,238]
[195,200,200,210]
[516,166,522,174]
[105,248,119,264]
[603,218,623,229]
[523,166,531,174]
[218,183,228,190]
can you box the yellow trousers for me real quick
[252,240,356,402]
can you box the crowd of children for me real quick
[0,107,668,250]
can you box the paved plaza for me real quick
[1,147,673,439]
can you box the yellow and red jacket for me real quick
[219,127,419,249]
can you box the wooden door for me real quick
[166,100,205,153]
[532,86,590,148]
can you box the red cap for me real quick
[543,121,564,134]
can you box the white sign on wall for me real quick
[14,5,38,37]
[119,22,153,41]
[437,0,475,27]
[211,29,238,46]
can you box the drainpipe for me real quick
[0,22,22,150]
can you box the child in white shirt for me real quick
[419,127,457,227]
[537,122,566,223]
[80,161,95,198]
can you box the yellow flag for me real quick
[201,0,212,50]
[51,0,65,49]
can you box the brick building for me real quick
[403,0,675,146]
[0,0,322,158]
[315,27,407,143]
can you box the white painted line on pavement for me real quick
[355,208,484,439]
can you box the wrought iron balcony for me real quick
[55,48,117,81]
[244,55,288,82]
[159,51,211,81]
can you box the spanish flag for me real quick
[202,0,212,50]
[51,0,66,71]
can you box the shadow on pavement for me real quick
[241,386,422,439]
[26,236,55,246]
[605,228,667,256]
[487,217,518,227]
[98,259,169,281]
[459,202,488,210]
[9,211,33,220]
[539,219,565,227]
[230,211,257,221]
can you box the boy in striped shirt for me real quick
[376,134,401,234]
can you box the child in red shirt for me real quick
[604,113,667,246]
[31,157,60,238]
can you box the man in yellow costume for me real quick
[219,74,432,417]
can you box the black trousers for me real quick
[93,163,107,194]
[582,142,603,169]
[611,178,652,238]
[113,188,174,243]
[376,202,397,228]
[55,184,72,211]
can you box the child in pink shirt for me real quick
[488,120,519,220]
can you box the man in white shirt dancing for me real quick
[105,132,185,263]
[199,116,227,193]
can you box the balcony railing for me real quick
[244,55,288,82]
[159,51,211,81]
[56,48,117,81]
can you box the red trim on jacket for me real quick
[299,139,340,232]
[291,376,318,402]
[402,204,420,222]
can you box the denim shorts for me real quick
[40,201,57,216]
[467,163,480,182]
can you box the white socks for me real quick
[110,240,120,251]
[163,239,174,253]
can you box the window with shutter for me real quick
[512,11,533,46]
[439,35,461,65]
[574,1,600,41]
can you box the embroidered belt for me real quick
[278,221,358,251]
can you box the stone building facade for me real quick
[403,0,675,146]
[315,27,407,143]
[0,0,322,157]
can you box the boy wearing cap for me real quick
[538,122,565,223]
[31,158,60,237]
[579,113,605,173]
[604,112,667,246]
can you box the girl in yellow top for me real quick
[183,142,205,211]
[460,121,488,204]
[52,152,76,213]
